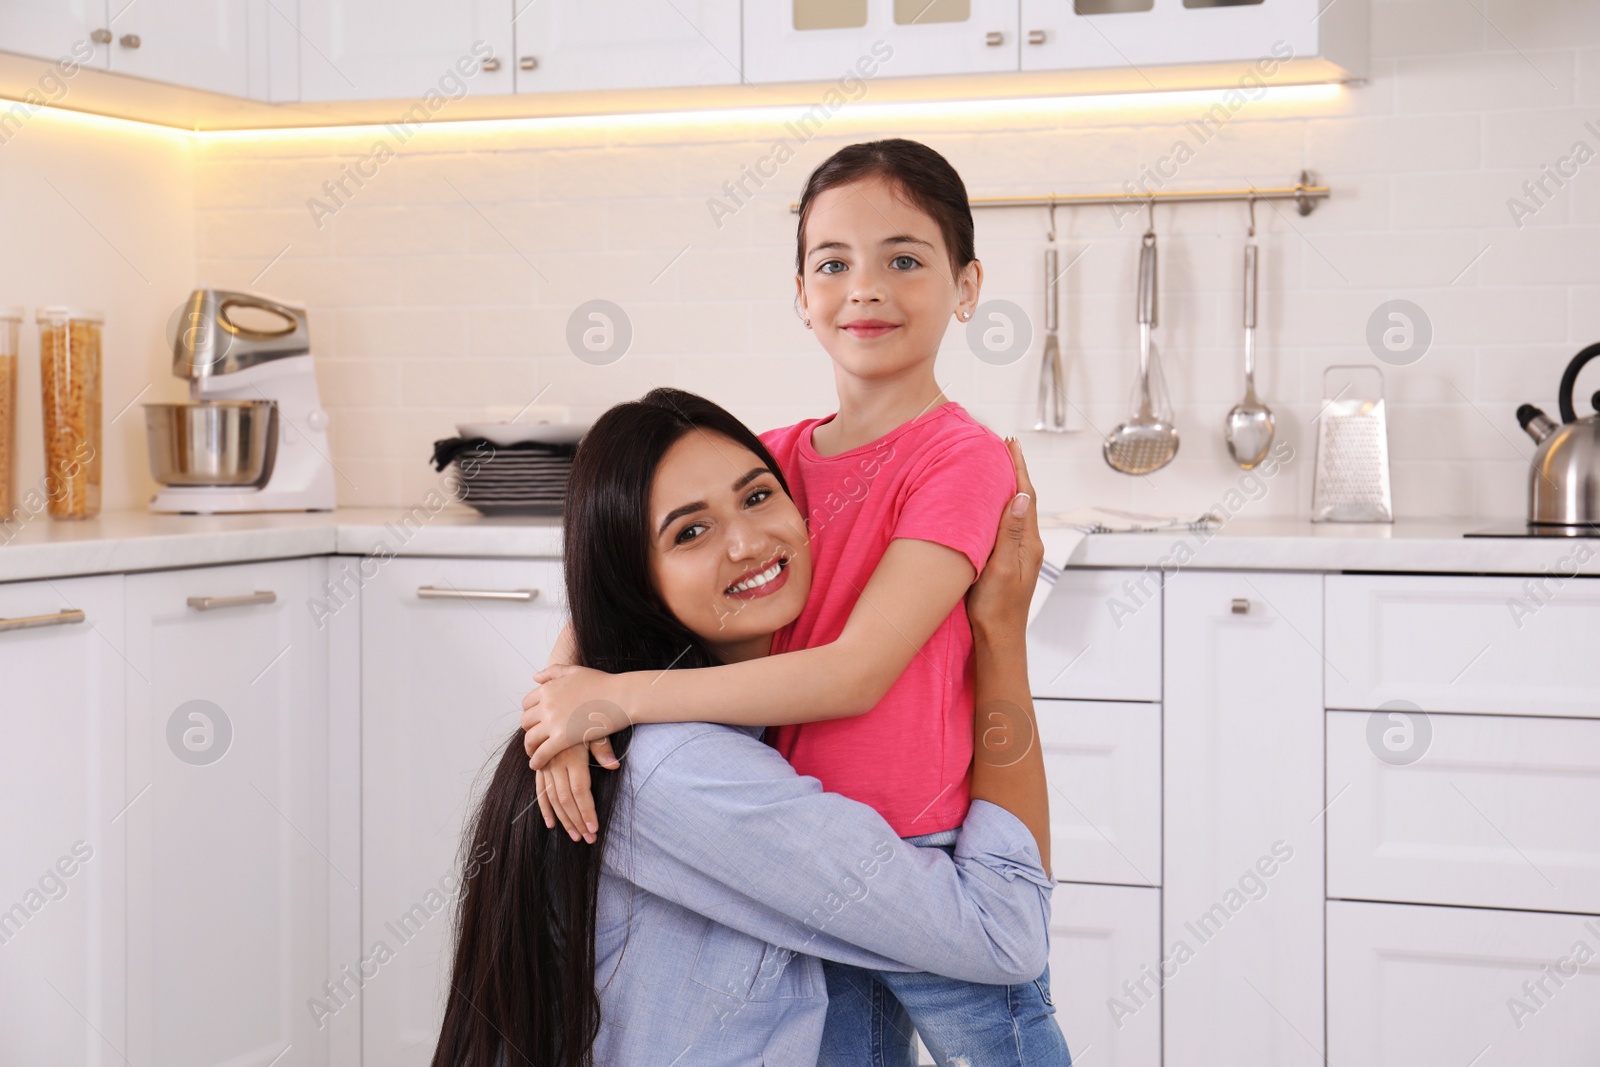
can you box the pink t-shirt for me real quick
[758,402,1017,837]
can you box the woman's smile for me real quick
[725,554,790,600]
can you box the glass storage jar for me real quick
[35,306,103,520]
[0,308,20,520]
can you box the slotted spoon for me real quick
[1104,226,1179,475]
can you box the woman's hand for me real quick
[965,437,1044,639]
[520,663,635,769]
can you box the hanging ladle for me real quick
[1104,201,1179,475]
[1225,195,1276,469]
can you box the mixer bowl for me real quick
[144,399,278,487]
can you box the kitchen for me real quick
[1,1,1598,1065]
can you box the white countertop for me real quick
[2,506,1596,584]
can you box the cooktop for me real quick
[1464,524,1600,538]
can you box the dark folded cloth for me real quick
[431,436,579,473]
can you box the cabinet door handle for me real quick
[90,28,112,44]
[0,608,86,633]
[417,585,539,602]
[1231,597,1250,614]
[985,31,1005,46]
[1027,29,1046,45]
[480,56,501,71]
[187,591,277,612]
[520,55,538,70]
[119,33,141,48]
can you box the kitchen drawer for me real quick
[1049,883,1162,1067]
[1328,900,1600,1067]
[1327,710,1600,915]
[1325,573,1600,717]
[1038,700,1161,888]
[1028,569,1160,702]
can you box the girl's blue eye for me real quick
[818,260,844,274]
[891,254,920,270]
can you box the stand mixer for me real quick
[143,288,336,514]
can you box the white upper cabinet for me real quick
[1019,0,1368,77]
[297,0,512,102]
[743,0,1020,84]
[0,0,293,99]
[514,0,740,93]
[104,0,254,97]
[0,0,110,69]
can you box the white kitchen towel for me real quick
[1026,507,1223,628]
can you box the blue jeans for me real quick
[816,843,1071,1067]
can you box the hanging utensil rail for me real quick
[789,171,1331,217]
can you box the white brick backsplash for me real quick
[1306,114,1481,173]
[1371,1,1485,59]
[1396,51,1575,113]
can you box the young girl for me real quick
[523,140,1070,1066]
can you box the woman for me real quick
[430,387,1054,1067]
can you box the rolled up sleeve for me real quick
[612,727,1053,985]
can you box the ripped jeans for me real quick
[815,840,1072,1067]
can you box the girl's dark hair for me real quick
[794,138,976,280]
[431,387,793,1067]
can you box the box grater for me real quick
[1311,365,1393,523]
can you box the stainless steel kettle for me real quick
[1517,342,1600,528]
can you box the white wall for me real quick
[0,111,196,514]
[65,0,1600,520]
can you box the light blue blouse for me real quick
[592,721,1055,1066]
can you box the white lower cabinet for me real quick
[1328,900,1600,1067]
[1161,570,1326,1067]
[123,558,333,1067]
[1327,710,1600,916]
[1027,568,1161,702]
[1037,700,1161,887]
[359,556,567,1066]
[1325,573,1600,717]
[1050,882,1162,1067]
[0,574,126,1066]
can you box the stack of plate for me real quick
[447,423,584,517]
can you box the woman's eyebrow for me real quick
[656,468,773,536]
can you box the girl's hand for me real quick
[966,438,1043,637]
[536,745,599,843]
[520,663,634,769]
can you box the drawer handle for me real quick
[985,30,1005,46]
[417,586,539,602]
[0,608,86,633]
[480,56,501,72]
[1027,29,1046,44]
[1231,597,1250,614]
[187,591,277,612]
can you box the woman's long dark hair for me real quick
[431,387,794,1067]
[794,138,977,280]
